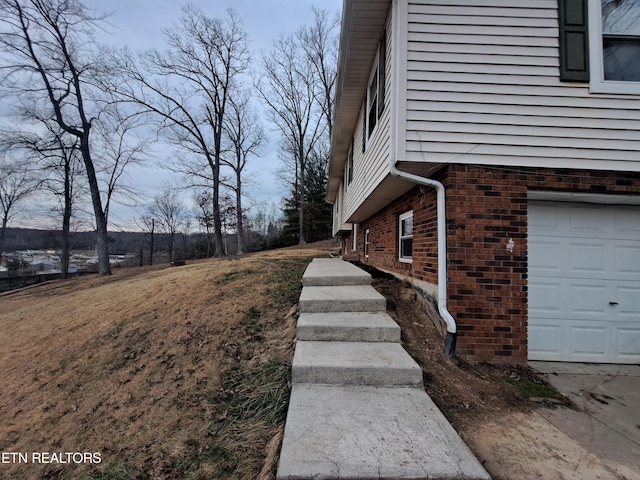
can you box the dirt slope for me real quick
[0,242,338,479]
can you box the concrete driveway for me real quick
[530,361,640,479]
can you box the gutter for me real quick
[388,0,456,356]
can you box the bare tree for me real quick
[94,108,148,227]
[0,0,112,275]
[0,153,40,255]
[137,215,155,266]
[301,7,340,137]
[194,190,214,258]
[107,6,250,256]
[3,120,87,277]
[223,93,265,255]
[147,188,185,263]
[258,32,326,244]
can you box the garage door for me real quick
[528,201,640,363]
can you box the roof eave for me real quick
[327,0,391,202]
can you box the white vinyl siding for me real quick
[403,0,640,173]
[343,15,392,222]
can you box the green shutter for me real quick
[378,30,387,118]
[558,0,590,82]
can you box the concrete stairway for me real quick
[276,258,491,480]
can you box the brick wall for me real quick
[349,165,640,365]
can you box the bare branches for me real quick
[0,0,112,274]
[257,6,339,245]
[0,149,42,254]
[106,6,250,256]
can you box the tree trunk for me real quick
[0,215,7,258]
[168,232,174,263]
[298,148,306,245]
[236,169,244,255]
[79,134,111,275]
[149,219,155,266]
[212,180,223,256]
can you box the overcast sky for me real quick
[85,0,342,230]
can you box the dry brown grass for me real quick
[0,241,339,480]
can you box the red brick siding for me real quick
[350,165,640,365]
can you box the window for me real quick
[346,138,354,187]
[364,229,370,258]
[364,31,387,143]
[601,0,640,79]
[367,67,379,136]
[591,0,640,92]
[560,0,640,93]
[399,211,413,263]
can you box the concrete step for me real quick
[299,285,386,313]
[302,258,371,286]
[292,341,423,387]
[277,384,491,480]
[296,312,401,343]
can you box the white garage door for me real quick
[528,201,640,363]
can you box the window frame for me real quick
[366,64,379,138]
[364,228,370,258]
[346,138,354,188]
[398,210,413,263]
[364,31,386,144]
[589,0,640,94]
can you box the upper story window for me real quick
[559,0,640,93]
[399,210,413,263]
[601,0,640,81]
[367,67,379,137]
[346,138,354,187]
[363,30,387,148]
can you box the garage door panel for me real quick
[570,243,605,274]
[615,208,640,235]
[618,329,640,359]
[570,205,606,235]
[529,203,561,232]
[616,246,640,277]
[528,240,562,273]
[571,326,608,356]
[528,201,640,364]
[570,285,607,316]
[527,324,563,360]
[529,281,562,315]
[618,287,640,317]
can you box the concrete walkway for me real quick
[276,258,490,480]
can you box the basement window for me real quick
[399,211,413,263]
[364,229,370,258]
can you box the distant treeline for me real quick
[3,228,148,255]
[1,226,304,261]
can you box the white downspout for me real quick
[388,0,456,354]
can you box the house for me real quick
[327,0,640,365]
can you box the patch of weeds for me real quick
[216,360,291,426]
[264,257,314,307]
[184,360,291,478]
[84,462,135,480]
[167,439,234,478]
[502,373,565,402]
[238,307,265,351]
[214,269,256,286]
